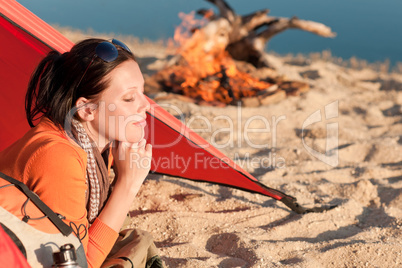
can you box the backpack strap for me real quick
[0,172,73,236]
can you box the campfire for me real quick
[150,0,335,106]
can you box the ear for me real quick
[75,97,97,122]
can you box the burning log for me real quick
[202,0,336,68]
[149,0,336,106]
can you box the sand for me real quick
[61,28,402,268]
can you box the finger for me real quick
[122,141,133,148]
[138,143,147,155]
[131,143,139,149]
[139,139,146,148]
[134,140,145,153]
[127,142,139,150]
[145,143,152,156]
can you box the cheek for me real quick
[98,103,145,142]
[91,105,109,136]
[92,105,121,140]
[112,110,145,143]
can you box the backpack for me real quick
[0,172,88,268]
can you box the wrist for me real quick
[114,174,143,196]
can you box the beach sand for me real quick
[61,28,402,268]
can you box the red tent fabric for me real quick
[0,224,31,268]
[0,0,72,150]
[0,0,312,214]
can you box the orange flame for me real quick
[165,11,273,104]
[172,11,209,48]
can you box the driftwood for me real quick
[184,0,336,68]
[148,0,335,106]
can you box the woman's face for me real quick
[90,60,150,146]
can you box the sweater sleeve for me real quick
[25,142,118,268]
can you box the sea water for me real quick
[16,0,402,67]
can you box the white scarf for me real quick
[71,119,100,223]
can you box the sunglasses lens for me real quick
[112,39,131,53]
[76,39,132,90]
[95,42,118,62]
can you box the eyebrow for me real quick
[129,86,145,92]
[124,87,137,93]
[124,87,145,95]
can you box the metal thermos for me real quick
[52,244,81,268]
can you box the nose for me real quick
[138,93,151,113]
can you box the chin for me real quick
[123,127,145,144]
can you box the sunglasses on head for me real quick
[75,39,132,90]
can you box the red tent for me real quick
[0,0,324,214]
[0,224,31,268]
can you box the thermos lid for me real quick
[52,244,78,266]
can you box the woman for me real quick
[0,38,162,268]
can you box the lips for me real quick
[133,119,147,127]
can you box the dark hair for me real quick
[25,38,136,127]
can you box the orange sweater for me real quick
[0,118,118,268]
